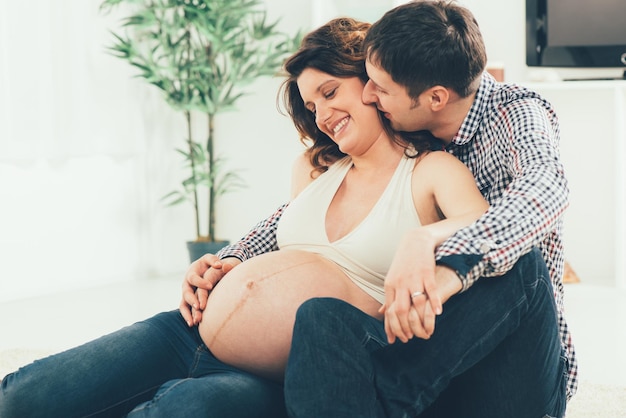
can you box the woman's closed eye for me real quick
[323,87,337,99]
[306,90,337,115]
[304,85,339,115]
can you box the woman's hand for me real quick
[179,254,241,326]
[381,151,486,342]
[381,229,442,343]
[405,265,463,339]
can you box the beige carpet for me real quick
[1,349,625,417]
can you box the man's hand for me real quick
[179,254,241,327]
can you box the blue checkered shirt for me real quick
[218,72,578,400]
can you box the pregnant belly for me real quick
[198,249,381,381]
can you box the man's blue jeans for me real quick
[284,249,568,418]
[0,310,286,417]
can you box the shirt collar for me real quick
[450,72,495,146]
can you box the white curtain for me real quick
[0,0,142,161]
[0,0,187,302]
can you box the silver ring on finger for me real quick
[411,291,424,299]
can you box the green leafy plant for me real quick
[101,0,300,242]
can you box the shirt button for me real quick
[479,243,491,254]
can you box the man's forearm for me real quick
[216,203,288,261]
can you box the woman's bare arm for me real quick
[383,151,488,343]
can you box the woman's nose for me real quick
[315,104,331,125]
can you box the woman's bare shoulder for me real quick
[414,150,469,173]
[290,152,317,199]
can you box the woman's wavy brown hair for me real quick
[279,18,443,175]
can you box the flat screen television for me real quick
[526,0,626,72]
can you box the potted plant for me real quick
[101,0,300,261]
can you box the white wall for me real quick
[528,82,626,287]
[459,0,625,287]
[0,0,620,302]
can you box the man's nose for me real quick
[362,80,376,104]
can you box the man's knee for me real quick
[295,297,350,326]
[508,247,552,291]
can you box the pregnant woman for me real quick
[0,17,487,417]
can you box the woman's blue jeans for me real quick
[0,310,286,418]
[284,249,568,418]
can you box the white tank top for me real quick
[276,156,422,303]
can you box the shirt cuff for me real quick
[436,253,484,291]
[216,245,247,262]
[436,253,482,276]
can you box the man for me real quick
[282,2,575,417]
[182,1,576,417]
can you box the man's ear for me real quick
[427,86,450,111]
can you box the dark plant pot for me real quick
[186,240,230,263]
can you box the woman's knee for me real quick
[0,373,18,417]
[0,370,47,418]
[128,373,286,418]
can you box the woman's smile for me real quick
[332,116,350,136]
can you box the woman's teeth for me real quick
[333,117,349,134]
